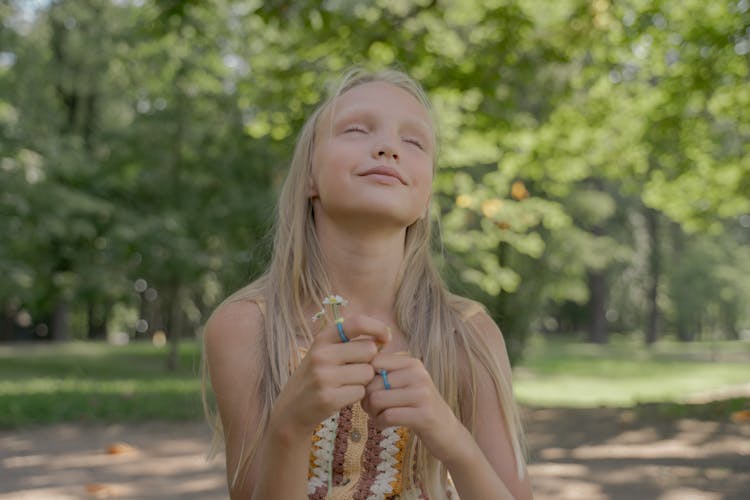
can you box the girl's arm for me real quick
[205,300,305,499]
[443,311,534,499]
[205,303,391,499]
[362,311,533,500]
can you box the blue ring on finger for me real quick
[336,321,350,343]
[380,369,391,390]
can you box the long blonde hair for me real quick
[203,68,526,498]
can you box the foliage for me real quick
[0,0,747,358]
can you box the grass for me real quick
[0,341,205,428]
[1,336,749,428]
[513,334,750,408]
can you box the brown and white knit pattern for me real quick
[308,412,338,496]
[365,426,406,499]
[307,402,427,500]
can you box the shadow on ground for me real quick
[525,406,750,500]
[0,421,225,499]
[1,406,748,499]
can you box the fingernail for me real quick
[386,326,392,341]
[394,350,410,356]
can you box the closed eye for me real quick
[345,125,368,134]
[403,137,424,150]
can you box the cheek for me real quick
[311,143,336,178]
[309,147,348,198]
[309,146,332,196]
[415,162,434,194]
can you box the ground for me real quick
[1,408,748,499]
[523,407,750,500]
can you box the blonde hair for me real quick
[203,68,525,498]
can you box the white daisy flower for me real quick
[322,295,347,306]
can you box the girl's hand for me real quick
[361,352,468,465]
[270,315,392,437]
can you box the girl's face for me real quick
[309,81,434,231]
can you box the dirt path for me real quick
[1,408,748,499]
[523,407,750,500]
[0,421,225,499]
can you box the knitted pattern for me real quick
[258,301,458,498]
[297,347,454,499]
[367,426,406,498]
[307,403,436,500]
[308,413,338,497]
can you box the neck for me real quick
[314,218,405,319]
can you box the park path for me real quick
[523,407,750,500]
[1,408,749,499]
[0,421,224,499]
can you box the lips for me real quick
[358,165,406,185]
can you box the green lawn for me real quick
[513,335,750,408]
[1,336,749,428]
[0,341,205,428]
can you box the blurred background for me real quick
[0,0,749,498]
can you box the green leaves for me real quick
[1,0,747,350]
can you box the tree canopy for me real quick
[1,0,748,361]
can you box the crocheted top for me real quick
[307,401,417,499]
[300,355,459,500]
[253,300,458,499]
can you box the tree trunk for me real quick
[51,300,71,341]
[645,207,660,345]
[721,301,739,340]
[671,223,694,342]
[87,300,109,340]
[676,319,694,342]
[165,284,183,371]
[587,270,608,343]
[164,61,188,371]
[586,206,609,344]
[0,304,15,342]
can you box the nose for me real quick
[372,140,399,161]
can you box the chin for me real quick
[345,205,421,229]
[318,194,425,230]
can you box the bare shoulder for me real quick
[204,298,266,401]
[464,307,500,336]
[450,295,506,347]
[204,298,267,496]
[466,308,512,378]
[452,299,534,499]
[465,307,507,347]
[449,296,513,380]
[205,299,264,353]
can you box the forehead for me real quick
[325,81,432,130]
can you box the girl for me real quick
[203,68,533,500]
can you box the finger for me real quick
[341,315,392,346]
[314,339,380,365]
[314,314,392,347]
[331,385,367,410]
[366,387,424,413]
[371,406,419,430]
[333,363,376,387]
[366,367,407,392]
[370,351,419,373]
[323,339,378,365]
